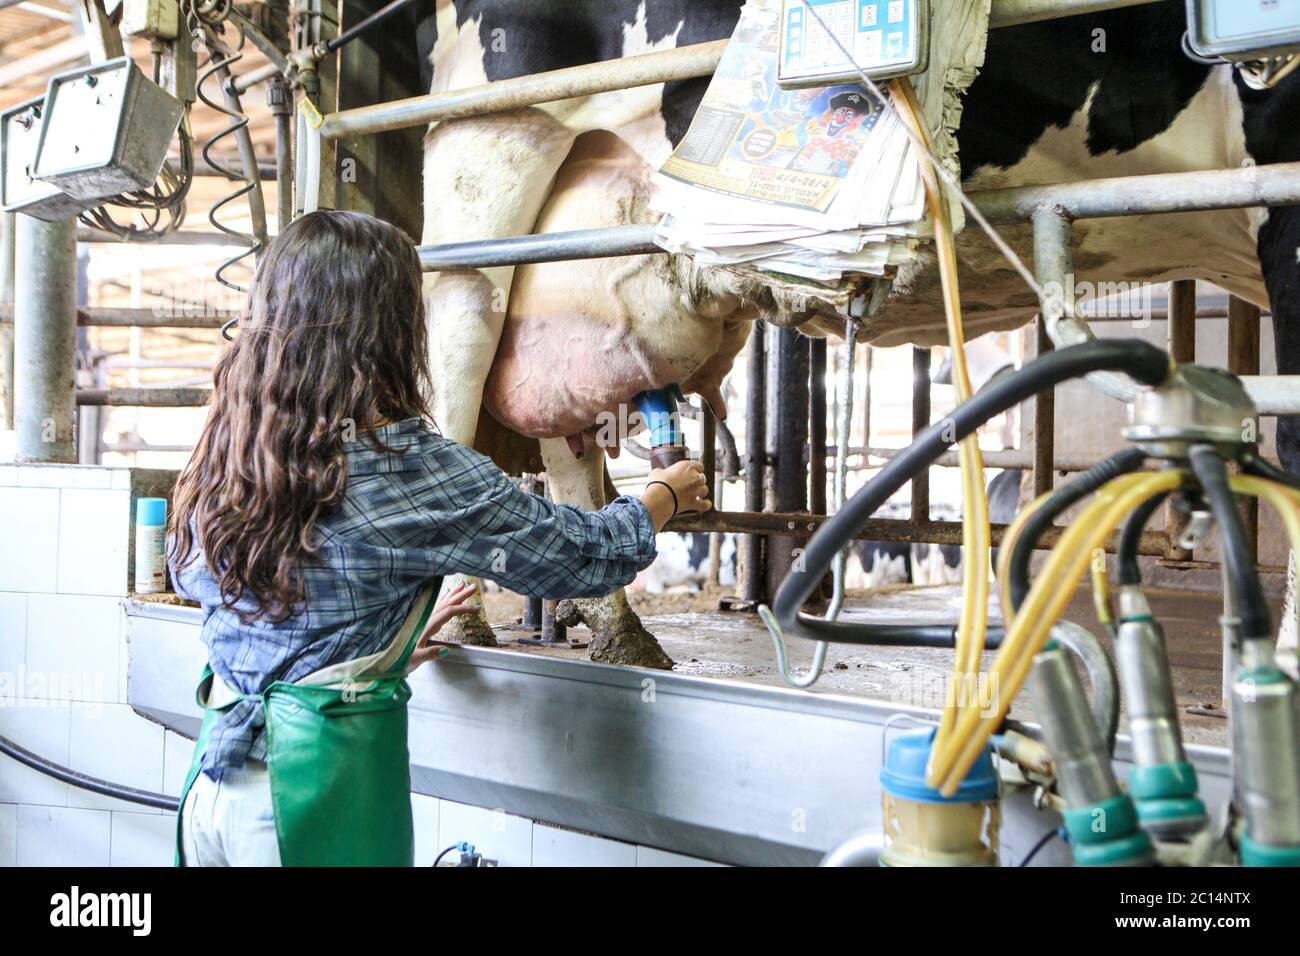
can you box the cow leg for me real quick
[540,435,673,670]
[1261,205,1300,654]
[422,110,577,646]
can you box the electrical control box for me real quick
[1186,0,1300,61]
[777,0,928,88]
[121,0,180,40]
[30,56,184,204]
[0,96,95,221]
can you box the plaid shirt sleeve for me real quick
[424,438,658,598]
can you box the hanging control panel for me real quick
[1186,0,1300,61]
[777,0,929,88]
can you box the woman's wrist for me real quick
[640,483,677,531]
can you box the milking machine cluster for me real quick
[774,339,1300,867]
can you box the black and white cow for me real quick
[413,0,1300,667]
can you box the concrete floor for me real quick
[485,584,1267,750]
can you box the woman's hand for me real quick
[407,581,480,670]
[640,459,713,531]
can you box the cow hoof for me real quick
[589,624,674,670]
[437,610,499,648]
[553,598,673,669]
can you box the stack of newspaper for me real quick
[652,0,991,284]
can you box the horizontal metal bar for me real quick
[76,229,255,248]
[320,1,1162,140]
[321,40,728,139]
[230,62,283,95]
[76,388,211,407]
[988,0,1160,28]
[666,509,1170,555]
[418,224,661,271]
[978,162,1300,224]
[0,305,229,329]
[417,163,1300,271]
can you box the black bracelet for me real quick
[646,480,679,518]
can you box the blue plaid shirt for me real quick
[171,418,657,777]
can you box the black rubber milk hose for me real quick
[772,340,1172,644]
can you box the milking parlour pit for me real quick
[5,0,1300,907]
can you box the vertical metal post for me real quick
[522,595,542,632]
[701,402,720,587]
[14,215,77,463]
[1228,295,1262,562]
[742,322,767,604]
[1165,279,1198,561]
[810,337,828,516]
[1031,206,1071,499]
[860,344,872,452]
[1032,320,1055,498]
[540,600,565,644]
[701,404,717,500]
[0,212,14,430]
[767,328,811,601]
[910,347,931,520]
[269,76,295,230]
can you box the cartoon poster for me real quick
[658,0,886,214]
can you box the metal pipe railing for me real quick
[77,388,211,407]
[0,306,230,329]
[318,0,1163,140]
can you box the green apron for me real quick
[174,581,440,867]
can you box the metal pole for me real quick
[1031,206,1072,499]
[269,76,295,232]
[14,215,77,463]
[0,212,14,430]
[742,322,767,605]
[767,328,810,602]
[988,0,1160,28]
[911,347,931,519]
[810,337,827,516]
[411,166,1300,273]
[320,40,729,140]
[980,162,1300,225]
[1228,295,1262,562]
[1163,280,1197,560]
[318,0,1162,139]
[76,388,211,407]
[669,509,1170,555]
[1033,319,1055,498]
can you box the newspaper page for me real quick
[651,0,991,284]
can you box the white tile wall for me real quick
[162,731,195,797]
[533,824,637,867]
[56,488,129,596]
[0,803,15,866]
[0,593,25,681]
[109,811,174,866]
[0,486,60,593]
[16,465,118,489]
[25,594,121,704]
[438,800,534,867]
[411,793,441,867]
[68,703,166,813]
[0,699,71,806]
[16,804,111,866]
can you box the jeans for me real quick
[180,760,282,866]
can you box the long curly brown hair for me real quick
[170,210,432,622]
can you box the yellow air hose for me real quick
[935,470,1300,796]
[932,470,1184,794]
[888,78,992,748]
